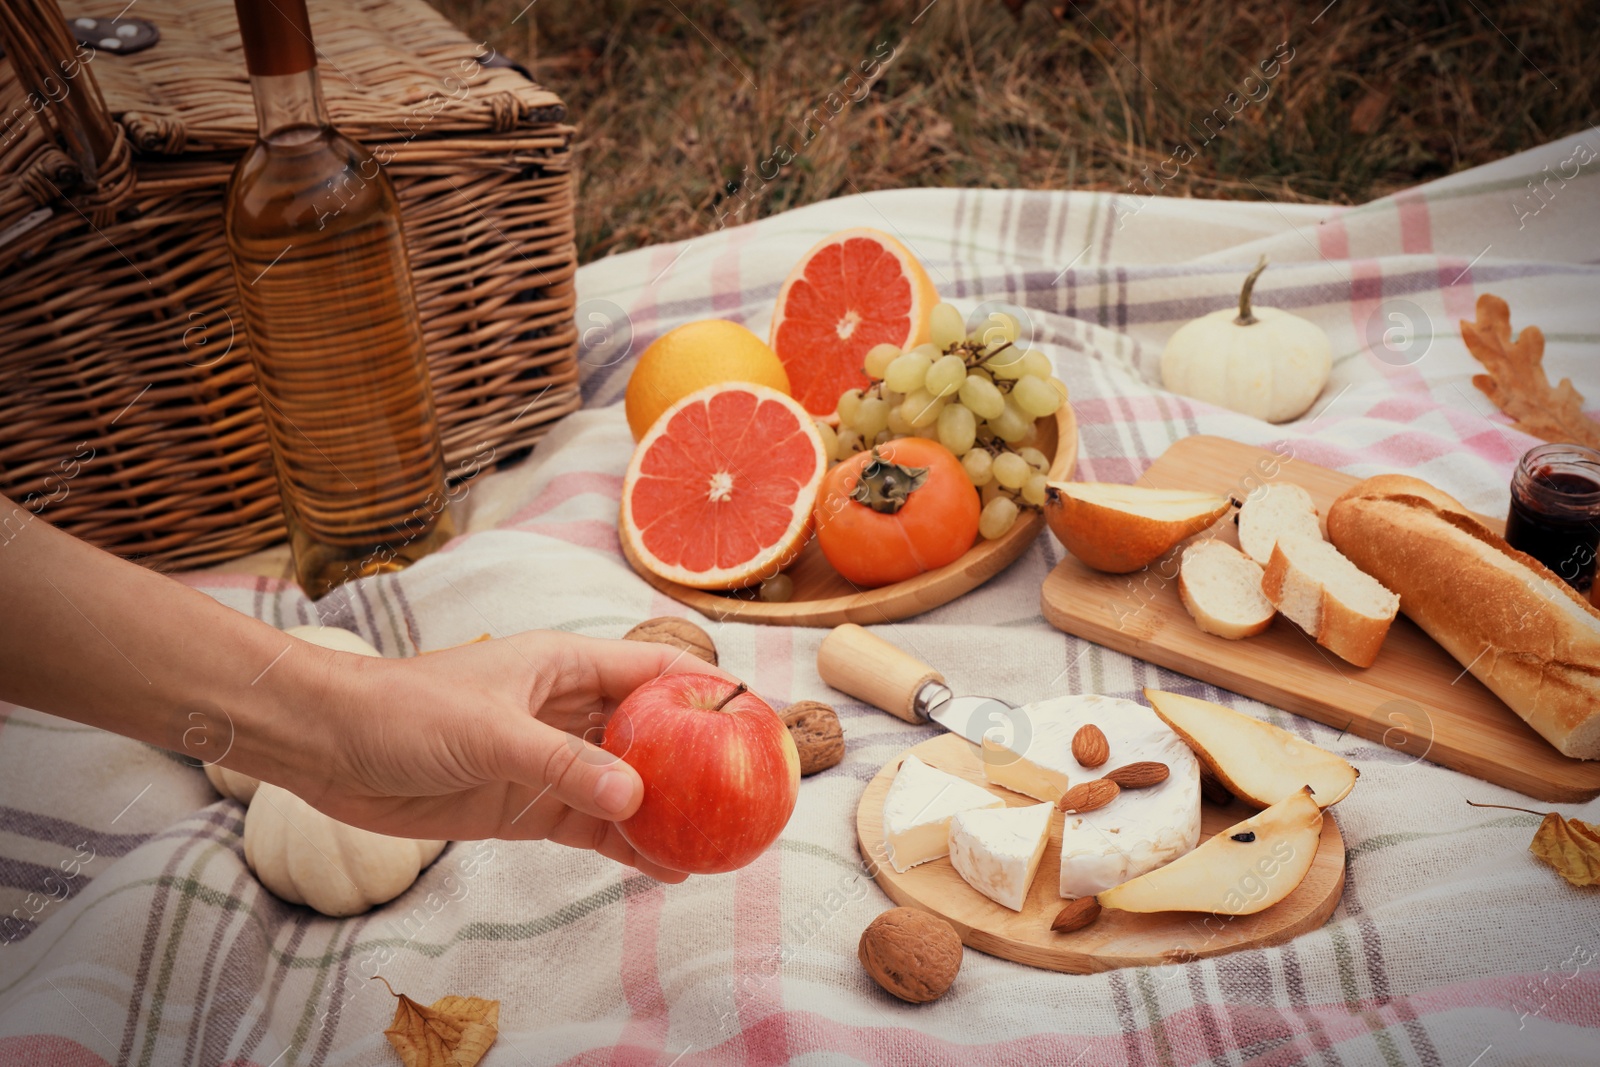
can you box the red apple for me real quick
[603,673,800,874]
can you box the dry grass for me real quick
[429,0,1600,263]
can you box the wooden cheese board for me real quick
[622,407,1077,627]
[1040,434,1600,803]
[856,733,1347,974]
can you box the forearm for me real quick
[0,494,339,790]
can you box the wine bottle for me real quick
[224,0,455,599]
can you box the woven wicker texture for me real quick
[0,0,579,570]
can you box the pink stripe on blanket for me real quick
[730,625,794,1064]
[508,471,625,528]
[1396,193,1433,255]
[513,520,624,557]
[609,881,670,1067]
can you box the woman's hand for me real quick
[262,631,732,885]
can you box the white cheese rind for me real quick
[881,754,1004,873]
[948,802,1054,912]
[1005,695,1201,898]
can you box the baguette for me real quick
[1178,540,1275,639]
[1327,474,1600,760]
[1238,483,1323,565]
[1262,533,1399,667]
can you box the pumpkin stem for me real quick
[848,448,930,515]
[712,682,747,711]
[1236,255,1268,326]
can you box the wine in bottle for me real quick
[224,0,455,599]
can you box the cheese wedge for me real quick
[881,754,1004,873]
[948,802,1054,911]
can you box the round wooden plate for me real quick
[621,405,1078,627]
[855,733,1346,974]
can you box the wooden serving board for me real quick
[624,406,1077,627]
[856,734,1346,974]
[1041,434,1600,803]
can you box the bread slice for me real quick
[1179,540,1275,639]
[1238,483,1323,565]
[1329,474,1600,759]
[1262,532,1399,667]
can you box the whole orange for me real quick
[624,319,792,440]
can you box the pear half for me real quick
[1044,483,1231,574]
[1097,787,1322,915]
[1145,689,1357,809]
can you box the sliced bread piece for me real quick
[1178,540,1275,639]
[1237,483,1323,565]
[1262,532,1400,667]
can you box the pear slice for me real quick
[1097,787,1322,915]
[1044,483,1232,574]
[1145,688,1357,808]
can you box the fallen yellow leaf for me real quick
[1530,812,1600,888]
[1461,294,1600,449]
[1468,801,1600,888]
[377,977,499,1067]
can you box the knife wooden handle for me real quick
[817,623,945,724]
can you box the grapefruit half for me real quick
[769,227,939,416]
[621,382,826,590]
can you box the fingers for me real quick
[489,716,646,821]
[556,632,736,707]
[545,810,690,885]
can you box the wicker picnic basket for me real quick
[0,0,580,569]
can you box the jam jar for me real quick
[1504,443,1600,594]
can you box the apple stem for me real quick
[713,682,748,712]
[1465,800,1547,818]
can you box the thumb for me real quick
[498,718,644,821]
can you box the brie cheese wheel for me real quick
[1014,694,1201,898]
[881,754,1003,873]
[948,802,1054,911]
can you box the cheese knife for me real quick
[816,623,1019,747]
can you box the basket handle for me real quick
[0,0,134,220]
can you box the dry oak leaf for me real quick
[1468,801,1600,888]
[1462,294,1600,449]
[378,977,499,1067]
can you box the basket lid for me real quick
[88,0,566,156]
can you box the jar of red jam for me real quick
[1504,443,1600,594]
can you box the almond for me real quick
[1057,778,1120,814]
[1104,761,1169,788]
[1051,896,1102,934]
[1071,724,1109,768]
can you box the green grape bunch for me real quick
[817,300,1068,541]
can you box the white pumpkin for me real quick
[1160,258,1332,423]
[200,626,381,806]
[244,783,447,917]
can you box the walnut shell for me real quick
[782,700,843,776]
[858,907,962,1003]
[622,617,718,665]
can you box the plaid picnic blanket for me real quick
[3,127,1598,1066]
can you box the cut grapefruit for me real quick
[770,227,939,417]
[621,382,826,590]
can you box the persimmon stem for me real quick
[713,682,747,711]
[1466,800,1547,817]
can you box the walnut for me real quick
[622,617,718,665]
[781,700,843,776]
[858,908,963,1003]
